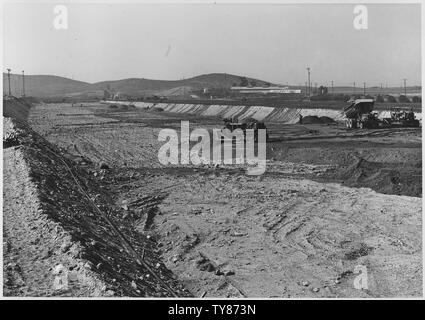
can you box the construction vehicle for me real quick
[383,109,420,128]
[344,99,382,129]
[221,117,269,142]
[344,99,420,129]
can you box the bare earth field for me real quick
[4,102,421,297]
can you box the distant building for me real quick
[230,86,301,94]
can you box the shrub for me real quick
[412,96,421,103]
[386,95,397,103]
[375,95,385,103]
[398,95,411,103]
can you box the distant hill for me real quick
[6,72,418,99]
[3,74,92,97]
[92,73,273,97]
[3,72,273,98]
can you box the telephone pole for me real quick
[306,67,311,98]
[363,82,366,96]
[403,78,407,96]
[6,68,11,96]
[331,80,334,95]
[22,70,25,97]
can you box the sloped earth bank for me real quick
[104,100,422,123]
[25,102,422,297]
[3,117,190,297]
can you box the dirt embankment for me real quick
[333,157,422,197]
[268,142,421,198]
[3,101,189,297]
[3,96,34,120]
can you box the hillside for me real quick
[93,73,272,96]
[3,74,92,98]
[3,73,273,98]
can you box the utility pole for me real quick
[305,82,307,96]
[6,68,11,96]
[363,82,366,96]
[331,80,334,95]
[22,70,25,97]
[353,82,356,94]
[306,67,311,99]
[403,78,407,96]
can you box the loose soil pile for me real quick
[107,104,135,111]
[299,115,336,124]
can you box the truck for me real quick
[344,99,420,129]
[344,99,381,129]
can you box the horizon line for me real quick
[2,71,422,88]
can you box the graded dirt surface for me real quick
[15,102,422,297]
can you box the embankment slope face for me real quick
[104,101,422,124]
[3,97,32,120]
[3,99,189,297]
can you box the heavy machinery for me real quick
[344,99,420,129]
[344,99,381,129]
[384,109,420,128]
[221,117,269,142]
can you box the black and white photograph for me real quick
[1,0,423,303]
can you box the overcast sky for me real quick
[3,3,421,86]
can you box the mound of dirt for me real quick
[319,116,336,124]
[3,117,190,297]
[299,115,336,124]
[336,157,422,197]
[300,115,323,124]
[108,104,135,111]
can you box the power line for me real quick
[22,70,25,97]
[6,68,11,95]
[403,78,407,96]
[306,67,311,99]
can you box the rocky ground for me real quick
[3,116,190,297]
[3,101,422,297]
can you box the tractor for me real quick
[385,109,420,127]
[221,117,269,142]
